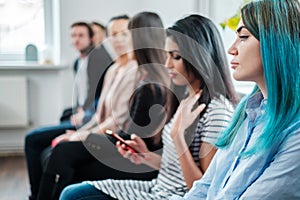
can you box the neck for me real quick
[80,53,87,59]
[257,79,267,99]
[258,83,267,99]
[116,54,129,67]
[80,44,94,58]
[188,79,201,97]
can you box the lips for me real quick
[169,72,177,78]
[230,61,239,70]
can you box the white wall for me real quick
[0,66,66,154]
[59,0,197,64]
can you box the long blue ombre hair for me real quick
[217,0,300,155]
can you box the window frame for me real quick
[0,0,56,63]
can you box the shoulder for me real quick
[280,120,300,148]
[125,60,138,70]
[197,95,234,141]
[203,95,234,123]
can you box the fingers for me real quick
[116,142,132,157]
[77,107,84,112]
[116,141,142,164]
[131,134,143,144]
[192,89,202,102]
[130,134,149,154]
[194,103,206,113]
[66,130,75,134]
[52,135,67,147]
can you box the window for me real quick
[0,0,52,62]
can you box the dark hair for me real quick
[166,15,238,106]
[71,21,94,39]
[128,11,171,107]
[108,14,130,23]
[125,12,172,146]
[128,12,166,75]
[90,21,106,32]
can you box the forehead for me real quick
[165,37,179,50]
[107,19,129,34]
[92,24,104,32]
[71,25,89,35]
[236,19,250,33]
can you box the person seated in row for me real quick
[59,14,238,200]
[90,21,106,47]
[171,0,300,199]
[25,21,112,200]
[35,12,172,200]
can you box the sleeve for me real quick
[83,45,113,110]
[200,100,233,145]
[98,67,138,133]
[239,130,300,199]
[118,84,165,151]
[170,150,219,200]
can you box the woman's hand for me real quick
[70,107,85,126]
[171,91,206,139]
[116,134,149,165]
[51,130,75,147]
[51,130,90,147]
[68,130,90,142]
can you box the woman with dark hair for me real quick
[117,11,171,148]
[171,0,300,199]
[59,14,237,200]
[34,12,171,200]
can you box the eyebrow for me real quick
[236,26,247,33]
[168,50,180,54]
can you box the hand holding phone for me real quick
[105,130,145,158]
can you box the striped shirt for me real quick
[87,95,234,200]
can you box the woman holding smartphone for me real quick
[171,0,300,199]
[60,14,238,200]
[35,12,171,200]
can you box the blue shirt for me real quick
[171,92,300,200]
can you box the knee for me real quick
[25,130,41,150]
[51,142,66,156]
[59,185,73,200]
[59,184,81,200]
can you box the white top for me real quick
[75,56,89,106]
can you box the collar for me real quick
[245,92,267,122]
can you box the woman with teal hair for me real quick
[171,0,300,199]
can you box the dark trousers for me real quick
[24,121,76,200]
[37,133,158,200]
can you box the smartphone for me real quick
[105,129,145,158]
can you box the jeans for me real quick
[25,121,76,199]
[59,183,115,200]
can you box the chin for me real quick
[172,79,187,86]
[232,73,244,82]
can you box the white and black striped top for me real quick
[87,96,234,200]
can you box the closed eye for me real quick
[173,55,182,60]
[239,35,249,41]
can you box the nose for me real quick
[228,41,238,56]
[165,55,173,69]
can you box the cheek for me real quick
[248,44,263,75]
